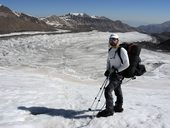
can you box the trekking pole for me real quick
[91,80,108,117]
[88,78,108,111]
[97,77,136,112]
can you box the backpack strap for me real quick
[117,47,123,64]
[108,47,112,52]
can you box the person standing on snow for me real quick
[97,33,130,117]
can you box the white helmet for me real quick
[109,33,119,39]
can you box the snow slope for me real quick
[0,31,170,128]
[0,31,152,80]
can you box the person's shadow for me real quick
[18,106,93,119]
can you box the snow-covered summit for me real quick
[67,13,109,20]
[69,12,90,17]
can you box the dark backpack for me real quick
[117,43,146,78]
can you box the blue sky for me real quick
[1,0,170,27]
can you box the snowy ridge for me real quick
[91,15,98,19]
[70,13,98,19]
[0,31,170,128]
[70,13,87,17]
[12,11,21,17]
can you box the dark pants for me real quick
[105,74,123,111]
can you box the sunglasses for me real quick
[109,38,118,43]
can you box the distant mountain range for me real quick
[137,21,170,33]
[42,13,136,32]
[0,5,135,34]
[1,4,170,35]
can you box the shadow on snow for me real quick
[18,106,93,119]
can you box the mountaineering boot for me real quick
[114,104,124,112]
[96,109,113,118]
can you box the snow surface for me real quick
[0,31,170,128]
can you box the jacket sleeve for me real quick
[117,48,130,72]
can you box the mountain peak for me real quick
[0,4,55,34]
[43,13,136,32]
[66,13,90,18]
[70,13,86,16]
[0,4,12,12]
[162,21,170,25]
[138,20,170,33]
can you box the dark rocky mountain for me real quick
[152,32,170,51]
[151,32,170,42]
[0,5,136,34]
[158,39,170,51]
[136,32,170,52]
[43,13,136,32]
[0,5,55,34]
[137,21,170,33]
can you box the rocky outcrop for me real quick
[135,32,170,52]
[0,5,55,34]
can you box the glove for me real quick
[104,70,110,77]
